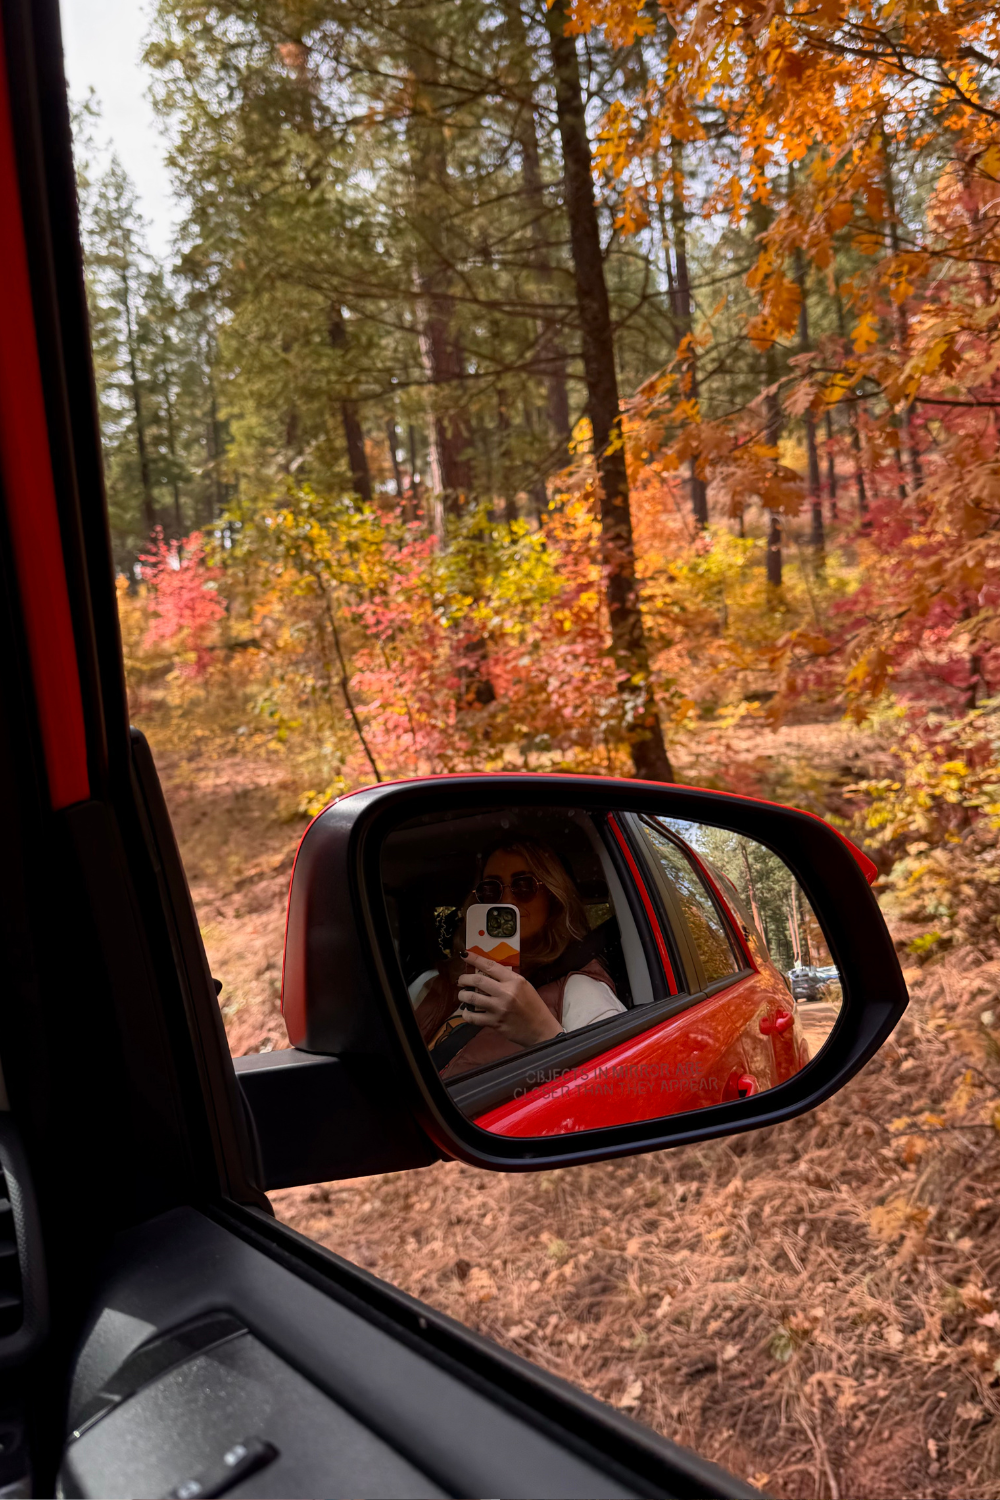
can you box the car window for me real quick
[633,819,741,984]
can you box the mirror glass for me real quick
[380,806,841,1137]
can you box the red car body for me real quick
[476,820,807,1137]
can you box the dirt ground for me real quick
[153,726,1000,1500]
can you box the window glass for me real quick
[635,821,740,983]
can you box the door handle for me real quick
[760,1010,793,1035]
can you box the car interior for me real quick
[380,805,661,1024]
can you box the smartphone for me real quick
[465,903,520,968]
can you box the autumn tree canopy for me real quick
[80,0,1000,794]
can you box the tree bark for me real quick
[545,0,673,781]
[834,287,870,518]
[122,271,157,535]
[766,511,783,588]
[340,399,372,503]
[161,370,182,534]
[739,840,764,937]
[850,410,869,519]
[793,246,824,556]
[823,408,838,520]
[882,139,923,492]
[407,424,420,522]
[205,374,224,526]
[406,48,474,511]
[669,140,707,527]
[750,196,785,582]
[503,0,572,459]
[328,308,372,502]
[386,419,405,500]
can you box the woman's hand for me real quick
[457,952,564,1048]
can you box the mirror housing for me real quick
[263,773,905,1178]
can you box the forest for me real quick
[77,0,1000,1492]
[87,0,1000,829]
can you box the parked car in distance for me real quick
[789,963,841,1002]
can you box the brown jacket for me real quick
[415,958,616,1080]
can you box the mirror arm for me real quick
[235,1050,442,1189]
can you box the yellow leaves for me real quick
[869,1195,931,1245]
[747,314,778,352]
[745,264,801,350]
[977,143,1000,181]
[764,271,802,331]
[791,628,834,656]
[917,335,962,381]
[852,312,879,352]
[822,371,856,405]
[852,230,884,257]
[615,188,650,235]
[826,200,853,234]
[945,1070,979,1115]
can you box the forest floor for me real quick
[155,721,1000,1500]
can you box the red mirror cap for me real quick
[836,830,877,886]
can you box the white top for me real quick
[408,969,438,1007]
[561,973,625,1031]
[407,967,624,1034]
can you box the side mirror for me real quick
[244,774,905,1182]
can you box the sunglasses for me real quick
[475,874,542,904]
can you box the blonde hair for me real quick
[480,839,588,968]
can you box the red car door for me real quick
[478,815,799,1136]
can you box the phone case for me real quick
[466,903,520,967]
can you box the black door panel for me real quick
[61,1207,757,1500]
[63,1318,444,1500]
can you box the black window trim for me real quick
[599,811,681,998]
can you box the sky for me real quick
[59,0,177,258]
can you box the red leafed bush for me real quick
[138,528,225,676]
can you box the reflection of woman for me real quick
[414,840,624,1079]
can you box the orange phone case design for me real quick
[466,903,520,967]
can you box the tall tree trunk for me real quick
[824,408,838,520]
[407,424,420,522]
[833,287,870,518]
[669,139,707,527]
[503,0,572,459]
[739,840,764,937]
[850,411,869,519]
[882,138,923,492]
[766,511,783,588]
[206,375,224,525]
[328,308,372,502]
[522,401,550,520]
[750,196,785,583]
[386,419,404,500]
[122,273,156,535]
[793,246,824,557]
[413,284,473,506]
[162,373,182,534]
[545,0,673,782]
[340,399,372,503]
[406,50,474,512]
